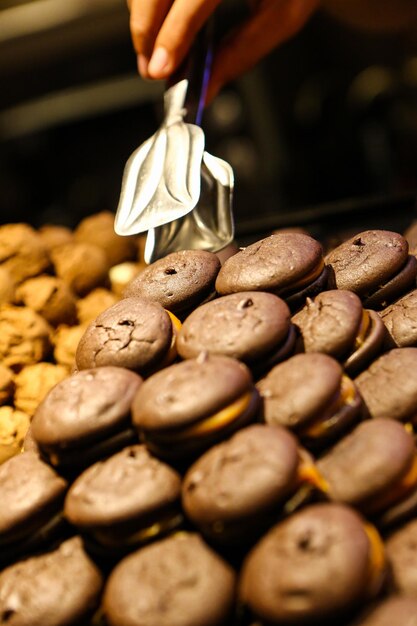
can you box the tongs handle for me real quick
[167,20,214,126]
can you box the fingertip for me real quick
[138,54,150,78]
[148,46,172,78]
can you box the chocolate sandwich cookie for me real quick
[215,233,329,310]
[352,597,417,626]
[355,348,417,424]
[31,366,142,472]
[75,297,180,375]
[132,354,260,462]
[103,532,236,626]
[123,249,221,318]
[258,353,363,449]
[239,503,386,625]
[182,424,326,546]
[385,518,417,596]
[65,445,182,556]
[0,451,67,564]
[380,289,417,348]
[293,290,386,375]
[0,536,103,626]
[177,292,295,375]
[325,230,417,309]
[317,419,417,528]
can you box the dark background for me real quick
[1,0,417,242]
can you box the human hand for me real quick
[128,0,320,102]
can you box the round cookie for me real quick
[325,230,417,309]
[76,288,119,324]
[132,354,260,461]
[317,419,417,526]
[0,406,30,463]
[257,353,363,449]
[386,518,417,596]
[0,451,67,563]
[14,362,69,416]
[239,503,386,625]
[103,532,236,626]
[124,249,221,317]
[0,223,50,284]
[380,289,417,348]
[38,223,74,251]
[65,445,182,554]
[0,536,103,626]
[75,297,176,375]
[0,305,52,371]
[177,292,294,373]
[52,324,88,369]
[182,424,324,545]
[355,348,417,423]
[50,242,109,296]
[32,366,142,471]
[75,211,138,267]
[215,233,328,309]
[15,275,77,326]
[292,290,386,375]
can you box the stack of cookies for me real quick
[3,225,417,625]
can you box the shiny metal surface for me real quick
[114,79,205,235]
[144,151,234,263]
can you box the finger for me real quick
[147,0,223,79]
[206,0,320,101]
[130,0,173,63]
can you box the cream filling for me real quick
[299,375,357,438]
[153,391,254,443]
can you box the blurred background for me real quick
[1,0,417,241]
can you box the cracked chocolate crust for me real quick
[215,233,324,295]
[177,291,291,364]
[123,249,221,316]
[75,297,173,374]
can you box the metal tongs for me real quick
[114,21,234,263]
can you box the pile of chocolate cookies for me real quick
[4,226,417,625]
[0,213,147,464]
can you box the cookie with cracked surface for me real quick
[0,536,103,626]
[124,249,221,318]
[239,503,386,625]
[65,444,182,556]
[0,451,67,564]
[182,424,325,545]
[0,305,52,371]
[293,290,386,375]
[317,419,417,528]
[215,233,329,310]
[15,275,77,327]
[132,354,260,462]
[325,230,417,309]
[103,532,236,626]
[75,297,179,376]
[355,348,417,423]
[0,223,50,284]
[380,289,417,348]
[0,406,30,464]
[177,291,294,375]
[31,366,142,472]
[257,353,363,450]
